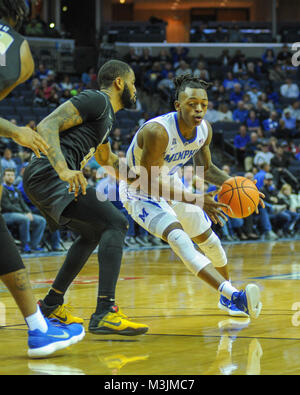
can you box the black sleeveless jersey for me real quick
[0,19,25,91]
[60,89,115,171]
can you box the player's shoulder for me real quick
[141,120,169,143]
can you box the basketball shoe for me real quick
[218,295,249,317]
[28,318,85,358]
[231,284,262,319]
[88,305,149,336]
[38,300,84,325]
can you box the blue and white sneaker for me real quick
[231,284,262,319]
[28,318,85,358]
[218,295,249,317]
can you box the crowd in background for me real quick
[1,43,300,252]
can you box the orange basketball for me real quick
[218,176,260,218]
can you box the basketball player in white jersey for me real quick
[96,75,263,319]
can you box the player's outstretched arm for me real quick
[37,101,87,197]
[0,117,49,157]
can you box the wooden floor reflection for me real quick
[0,240,300,375]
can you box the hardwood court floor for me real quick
[0,240,300,375]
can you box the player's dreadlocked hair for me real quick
[0,0,29,30]
[174,74,212,100]
[97,59,132,89]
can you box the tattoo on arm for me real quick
[14,270,31,291]
[37,101,83,175]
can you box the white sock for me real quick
[218,281,239,300]
[25,305,48,333]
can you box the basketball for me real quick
[218,176,260,218]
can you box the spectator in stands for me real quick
[157,71,175,100]
[229,25,243,43]
[262,48,276,67]
[229,83,244,105]
[139,48,153,69]
[143,61,162,93]
[233,54,247,75]
[35,63,50,80]
[268,63,287,82]
[242,93,254,111]
[1,169,46,253]
[175,60,192,77]
[156,49,172,66]
[223,72,238,91]
[271,143,299,192]
[170,46,189,68]
[59,75,73,91]
[216,103,233,122]
[280,78,300,99]
[234,125,250,167]
[262,111,279,137]
[59,89,72,104]
[260,173,292,238]
[1,148,17,173]
[277,45,291,65]
[278,184,300,235]
[247,84,263,106]
[253,140,274,167]
[246,110,261,134]
[244,132,261,171]
[233,100,249,123]
[218,49,231,68]
[124,47,140,67]
[284,101,300,121]
[254,162,271,189]
[204,102,219,124]
[259,92,275,113]
[193,61,209,81]
[279,109,299,138]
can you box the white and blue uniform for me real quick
[119,112,212,239]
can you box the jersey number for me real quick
[80,147,95,170]
[0,32,14,56]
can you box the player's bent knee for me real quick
[167,228,211,275]
[198,232,227,268]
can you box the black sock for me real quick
[44,289,64,307]
[96,228,125,315]
[96,296,115,315]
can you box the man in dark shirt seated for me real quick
[1,168,46,253]
[270,143,299,191]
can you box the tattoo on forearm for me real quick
[37,102,82,174]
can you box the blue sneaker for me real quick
[218,295,249,317]
[231,284,262,319]
[28,318,85,358]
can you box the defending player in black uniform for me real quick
[0,0,85,358]
[23,59,149,335]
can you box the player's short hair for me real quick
[0,0,28,29]
[97,60,132,89]
[174,74,212,100]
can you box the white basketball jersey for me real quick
[127,112,209,176]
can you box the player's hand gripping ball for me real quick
[218,176,260,218]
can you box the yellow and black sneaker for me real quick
[38,300,84,325]
[88,305,149,336]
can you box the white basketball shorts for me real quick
[119,180,211,239]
